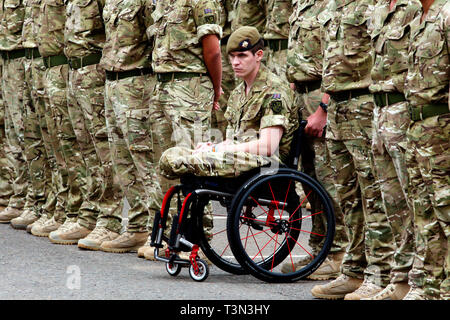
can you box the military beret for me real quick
[226,26,263,54]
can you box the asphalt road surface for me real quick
[0,220,327,301]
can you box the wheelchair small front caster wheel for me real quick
[166,262,182,277]
[189,259,209,282]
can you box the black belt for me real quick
[295,80,322,94]
[329,88,371,103]
[373,92,406,107]
[409,104,449,121]
[43,54,68,69]
[266,39,288,52]
[105,68,153,81]
[25,48,41,59]
[156,72,205,83]
[68,53,102,70]
[0,49,26,60]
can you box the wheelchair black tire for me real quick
[227,168,335,283]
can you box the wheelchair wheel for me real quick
[166,262,182,277]
[227,168,335,283]
[194,199,247,275]
[189,259,209,282]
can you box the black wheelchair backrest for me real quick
[287,119,308,169]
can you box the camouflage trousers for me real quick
[67,64,123,232]
[295,88,348,255]
[44,64,84,221]
[23,55,52,217]
[104,73,157,233]
[39,59,68,222]
[405,113,450,299]
[326,93,394,286]
[1,56,28,210]
[160,146,272,179]
[0,59,14,207]
[371,101,415,284]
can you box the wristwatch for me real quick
[319,102,328,112]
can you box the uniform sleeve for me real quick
[142,0,154,29]
[260,93,290,132]
[193,0,223,40]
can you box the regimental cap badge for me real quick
[241,40,249,48]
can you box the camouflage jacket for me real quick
[100,0,153,72]
[264,0,292,40]
[286,0,326,83]
[38,0,66,57]
[319,0,374,94]
[369,0,421,94]
[405,0,449,107]
[219,0,234,39]
[64,0,106,58]
[0,0,25,51]
[149,0,222,74]
[22,0,41,49]
[231,0,266,34]
[225,65,297,163]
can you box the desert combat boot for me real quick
[31,217,62,237]
[362,282,410,300]
[100,231,149,253]
[344,278,384,300]
[10,209,39,229]
[78,226,120,251]
[311,274,363,299]
[0,207,22,223]
[49,219,92,245]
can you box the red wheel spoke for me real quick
[251,230,280,262]
[290,227,325,237]
[281,180,292,216]
[250,196,269,217]
[271,232,279,272]
[288,190,312,222]
[288,234,314,258]
[289,210,323,223]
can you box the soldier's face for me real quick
[228,49,263,80]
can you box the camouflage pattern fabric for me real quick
[320,0,395,287]
[231,0,266,34]
[149,0,222,74]
[40,0,87,221]
[104,74,157,233]
[100,0,153,72]
[404,0,449,299]
[368,0,421,284]
[65,0,123,232]
[0,58,14,207]
[0,0,28,210]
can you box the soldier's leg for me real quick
[70,64,123,236]
[99,76,152,253]
[46,64,87,243]
[11,57,50,229]
[368,102,414,299]
[0,57,28,222]
[405,114,449,300]
[0,60,14,210]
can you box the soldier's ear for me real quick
[255,49,264,62]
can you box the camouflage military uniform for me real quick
[160,64,297,178]
[0,0,29,216]
[64,0,122,233]
[264,0,292,81]
[368,0,421,286]
[148,0,222,199]
[319,0,395,287]
[404,0,449,299]
[231,0,266,34]
[100,0,156,234]
[39,0,82,224]
[286,0,348,257]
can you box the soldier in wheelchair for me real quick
[151,27,335,282]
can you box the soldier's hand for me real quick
[305,106,327,138]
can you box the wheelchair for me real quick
[150,120,336,282]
